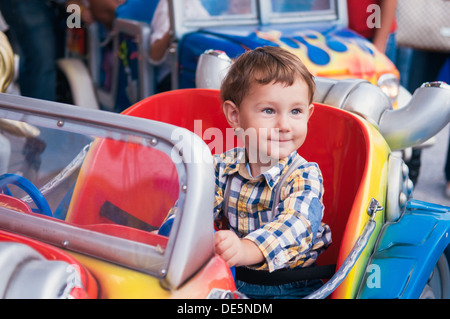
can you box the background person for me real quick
[347,0,397,58]
[0,0,66,101]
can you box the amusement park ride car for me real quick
[0,0,449,299]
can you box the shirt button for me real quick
[239,212,246,218]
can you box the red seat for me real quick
[0,194,33,214]
[122,89,368,268]
[66,136,180,235]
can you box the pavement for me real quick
[413,124,450,207]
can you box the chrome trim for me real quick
[379,82,450,150]
[0,208,165,276]
[314,77,391,127]
[385,153,413,222]
[314,78,450,151]
[196,49,233,89]
[0,242,83,299]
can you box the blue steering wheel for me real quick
[0,173,52,217]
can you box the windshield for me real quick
[200,0,257,18]
[269,0,336,21]
[0,100,183,276]
[1,121,179,233]
[180,0,337,25]
[271,0,332,13]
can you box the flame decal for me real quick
[255,29,397,84]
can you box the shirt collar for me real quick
[222,148,299,190]
[222,147,246,177]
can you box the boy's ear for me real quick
[222,100,240,129]
[307,103,315,120]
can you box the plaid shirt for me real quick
[214,148,332,272]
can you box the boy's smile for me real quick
[223,79,314,176]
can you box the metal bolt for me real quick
[402,163,409,180]
[57,120,64,127]
[399,192,408,208]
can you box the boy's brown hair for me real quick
[220,46,316,107]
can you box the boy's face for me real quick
[224,79,314,170]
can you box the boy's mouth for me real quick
[269,138,291,143]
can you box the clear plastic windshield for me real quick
[271,0,332,13]
[180,0,258,28]
[199,0,257,18]
[268,0,337,22]
[1,120,179,231]
[0,115,180,272]
[180,0,336,24]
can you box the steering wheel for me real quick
[0,173,52,217]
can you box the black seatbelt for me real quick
[235,264,336,285]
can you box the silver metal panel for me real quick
[0,242,43,298]
[314,78,450,151]
[5,260,77,299]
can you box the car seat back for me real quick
[66,138,179,232]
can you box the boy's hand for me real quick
[214,230,242,267]
[214,230,264,267]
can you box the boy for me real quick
[213,46,332,298]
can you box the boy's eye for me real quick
[291,108,302,115]
[262,108,274,114]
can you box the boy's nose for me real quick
[276,114,291,132]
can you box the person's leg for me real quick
[407,50,448,93]
[394,46,413,89]
[0,0,57,101]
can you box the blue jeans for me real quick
[0,0,58,101]
[235,278,323,299]
[406,50,449,93]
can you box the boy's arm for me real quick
[214,230,264,267]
